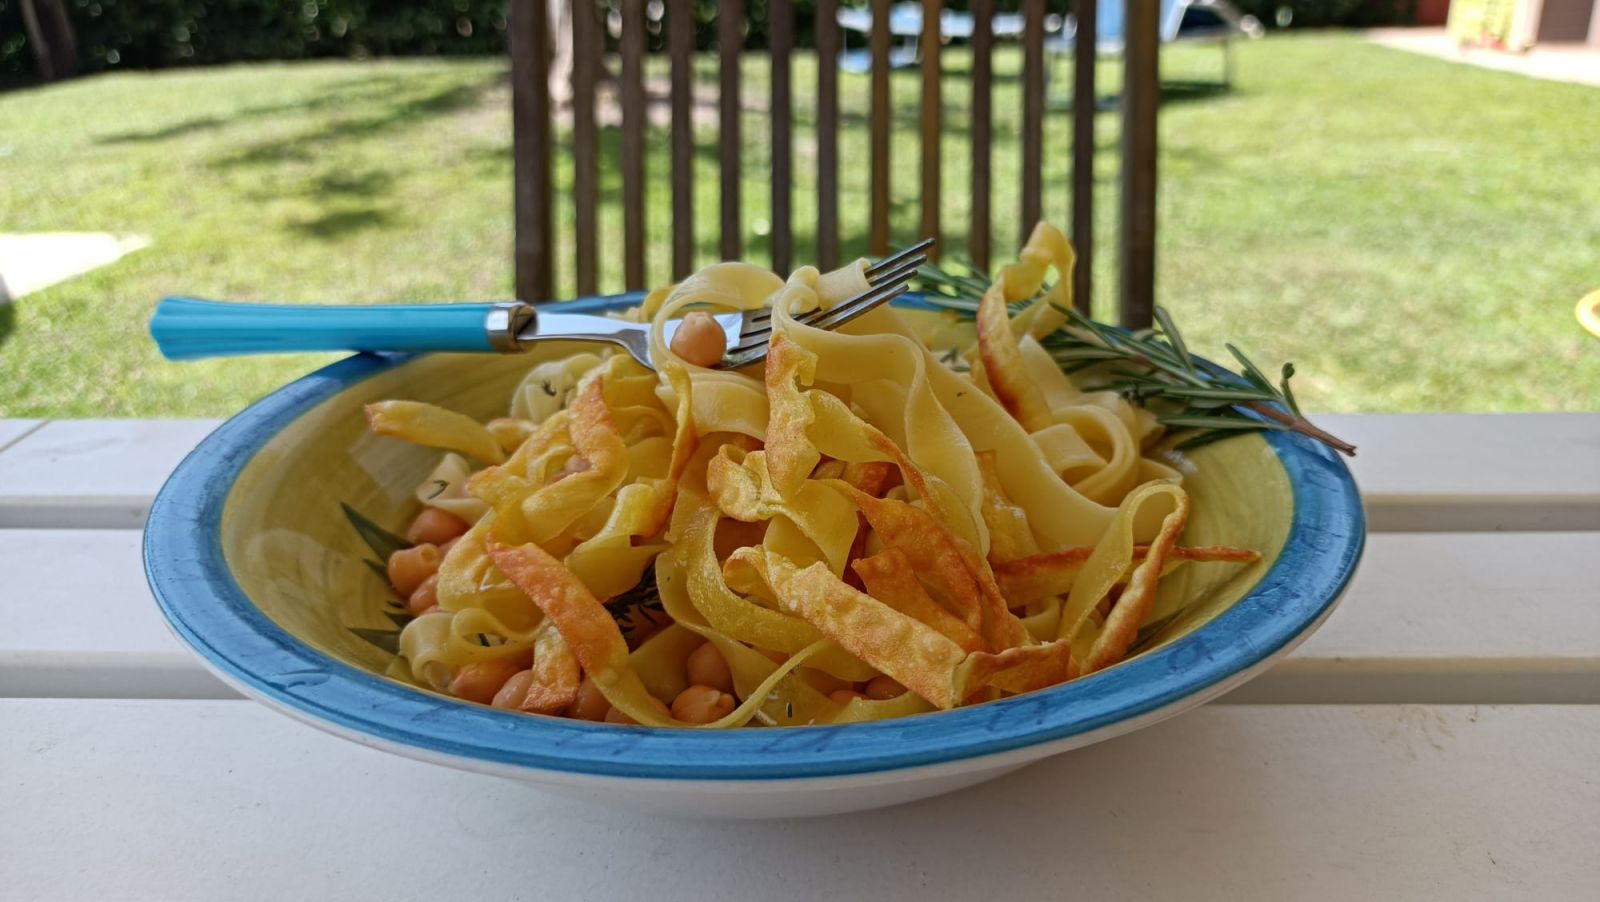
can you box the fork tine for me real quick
[853,257,925,298]
[865,238,935,281]
[721,241,932,366]
[798,275,916,334]
[748,239,934,327]
[736,254,925,347]
[741,239,927,333]
[791,253,926,327]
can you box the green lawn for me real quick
[1,33,1597,417]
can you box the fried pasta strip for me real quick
[1082,489,1191,673]
[851,549,987,653]
[994,544,1261,607]
[510,626,582,714]
[841,487,1030,652]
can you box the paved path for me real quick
[1368,27,1600,87]
[0,232,149,303]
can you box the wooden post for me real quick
[1021,0,1045,241]
[1120,0,1159,329]
[919,0,942,258]
[815,0,841,271]
[969,0,993,272]
[771,0,795,275]
[869,0,892,256]
[1071,0,1096,314]
[669,0,696,280]
[719,0,743,261]
[571,0,599,295]
[511,0,554,302]
[19,0,77,82]
[620,0,647,291]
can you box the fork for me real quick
[149,240,932,371]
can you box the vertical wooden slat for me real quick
[511,0,553,302]
[1120,0,1159,329]
[919,0,941,257]
[620,0,647,290]
[719,0,743,260]
[19,0,78,81]
[969,0,993,271]
[669,0,695,279]
[1021,0,1045,241]
[770,0,794,274]
[815,0,841,270]
[1070,0,1096,314]
[869,0,891,256]
[571,0,599,295]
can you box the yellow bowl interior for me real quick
[222,311,1293,691]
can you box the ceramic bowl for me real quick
[144,294,1364,818]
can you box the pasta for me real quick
[372,223,1259,728]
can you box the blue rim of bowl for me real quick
[144,292,1365,781]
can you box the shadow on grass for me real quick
[306,170,396,198]
[208,73,503,170]
[1048,79,1236,112]
[1159,80,1235,104]
[289,207,394,238]
[95,74,457,145]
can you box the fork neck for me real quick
[512,306,654,370]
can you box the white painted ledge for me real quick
[3,700,1596,900]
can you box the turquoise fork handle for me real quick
[150,297,502,361]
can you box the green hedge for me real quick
[2,1,1416,79]
[0,0,513,74]
[1230,0,1415,28]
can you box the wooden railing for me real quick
[511,0,1160,328]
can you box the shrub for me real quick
[1,0,1418,79]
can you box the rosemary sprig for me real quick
[913,260,999,310]
[915,264,1357,457]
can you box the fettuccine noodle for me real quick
[371,224,1258,728]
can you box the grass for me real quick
[0,33,1597,417]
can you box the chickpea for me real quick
[829,689,865,706]
[388,543,441,597]
[844,461,899,498]
[568,677,611,722]
[685,642,734,694]
[604,695,671,725]
[406,507,470,546]
[555,454,591,481]
[492,670,537,710]
[449,658,525,705]
[864,676,906,700]
[668,311,726,368]
[407,574,440,616]
[671,685,736,725]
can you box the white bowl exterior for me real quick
[180,574,1347,818]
